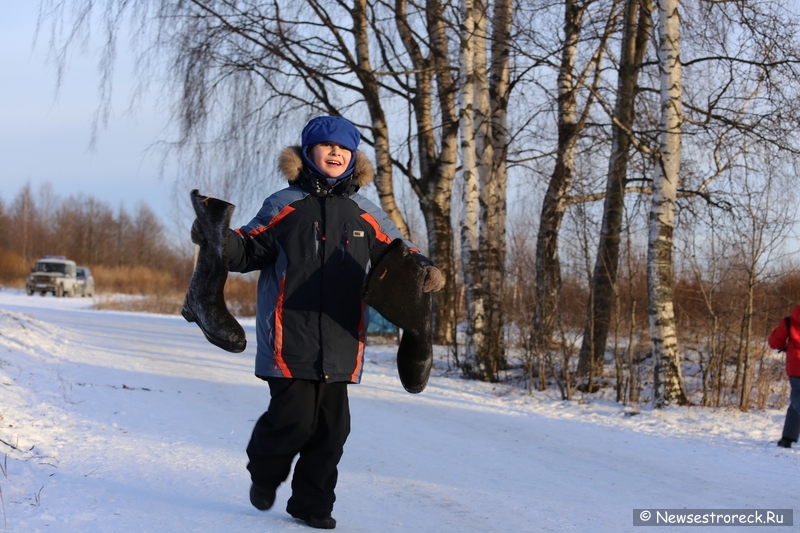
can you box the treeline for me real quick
[504,227,800,410]
[0,182,194,294]
[38,0,800,409]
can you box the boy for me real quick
[194,116,442,529]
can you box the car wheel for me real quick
[40,291,46,296]
[26,288,33,296]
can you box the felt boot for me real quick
[249,483,275,511]
[182,189,247,353]
[301,515,337,529]
[362,239,432,393]
[290,511,337,530]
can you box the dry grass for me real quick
[1,258,257,317]
[0,250,28,286]
[224,274,258,317]
[91,265,189,314]
[92,265,187,295]
[92,270,257,317]
[94,293,186,315]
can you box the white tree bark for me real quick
[459,0,486,377]
[533,0,581,356]
[479,0,511,373]
[648,0,687,407]
[459,0,511,380]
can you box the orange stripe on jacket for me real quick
[359,213,421,253]
[360,213,393,245]
[247,206,296,237]
[272,276,292,377]
[351,301,366,382]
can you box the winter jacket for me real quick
[768,305,800,377]
[227,146,430,383]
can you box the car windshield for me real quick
[35,262,67,274]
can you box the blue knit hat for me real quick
[301,116,361,179]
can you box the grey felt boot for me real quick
[182,189,247,353]
[362,239,432,393]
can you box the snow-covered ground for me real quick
[0,288,796,533]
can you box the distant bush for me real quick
[0,185,257,318]
[92,264,188,295]
[91,266,257,317]
[225,274,258,317]
[94,293,185,315]
[0,248,27,286]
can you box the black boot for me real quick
[777,437,794,448]
[304,515,336,529]
[362,239,432,394]
[249,484,275,511]
[182,189,246,353]
[291,513,337,530]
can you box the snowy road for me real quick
[0,290,796,532]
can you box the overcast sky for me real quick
[0,1,178,227]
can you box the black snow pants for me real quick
[247,378,351,517]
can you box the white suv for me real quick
[25,257,80,297]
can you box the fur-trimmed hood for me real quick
[278,146,374,188]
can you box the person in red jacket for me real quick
[768,304,800,448]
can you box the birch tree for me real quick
[459,0,513,379]
[580,0,800,391]
[531,0,619,358]
[578,0,652,383]
[459,0,487,378]
[648,0,687,407]
[353,0,410,239]
[391,0,460,344]
[478,0,513,374]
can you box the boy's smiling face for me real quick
[310,142,353,179]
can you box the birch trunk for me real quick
[353,0,410,238]
[427,0,459,346]
[460,0,511,379]
[533,0,581,355]
[648,0,687,407]
[396,0,459,345]
[480,0,512,374]
[578,0,652,380]
[459,0,487,378]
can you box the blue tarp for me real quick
[366,306,398,335]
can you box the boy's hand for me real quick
[191,219,206,246]
[422,266,444,293]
